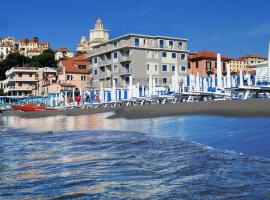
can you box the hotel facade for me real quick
[87,34,189,89]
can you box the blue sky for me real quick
[1,0,270,57]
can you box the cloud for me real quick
[246,22,270,36]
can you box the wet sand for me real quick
[2,99,270,119]
[110,99,270,119]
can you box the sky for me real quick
[1,0,270,57]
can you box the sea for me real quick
[0,113,270,199]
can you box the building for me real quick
[76,19,109,53]
[87,34,189,89]
[229,58,248,73]
[58,55,91,90]
[188,50,230,77]
[2,66,57,96]
[55,48,74,60]
[0,36,16,60]
[240,54,266,65]
[18,38,49,58]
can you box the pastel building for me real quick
[18,38,49,58]
[55,48,74,60]
[2,67,57,96]
[88,34,189,92]
[0,36,16,60]
[240,54,266,65]
[229,58,248,73]
[188,50,230,77]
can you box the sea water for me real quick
[0,113,270,199]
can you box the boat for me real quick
[11,104,57,112]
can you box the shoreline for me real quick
[2,99,270,119]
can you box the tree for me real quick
[31,49,57,68]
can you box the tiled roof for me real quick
[229,58,246,62]
[57,48,72,52]
[189,50,230,60]
[240,54,265,59]
[60,55,91,74]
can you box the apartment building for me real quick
[0,36,16,60]
[58,55,91,90]
[229,58,248,73]
[188,50,230,77]
[87,34,189,89]
[18,38,49,57]
[55,48,74,60]
[240,54,266,65]
[2,67,57,96]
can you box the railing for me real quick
[119,67,132,75]
[119,55,132,62]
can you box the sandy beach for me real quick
[2,99,270,119]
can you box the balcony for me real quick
[119,68,132,75]
[5,67,38,76]
[119,55,132,63]
[4,85,34,93]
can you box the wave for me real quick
[0,129,270,199]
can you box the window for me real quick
[162,52,167,58]
[125,63,130,73]
[178,41,183,48]
[147,64,150,71]
[78,65,86,69]
[181,53,186,60]
[188,62,191,69]
[67,75,73,80]
[146,51,152,58]
[154,51,158,59]
[29,74,32,77]
[171,65,175,72]
[81,76,86,81]
[18,73,22,77]
[172,52,176,59]
[18,82,22,86]
[143,39,146,45]
[114,78,118,85]
[113,65,118,72]
[159,40,164,48]
[135,38,140,46]
[162,65,167,72]
[113,52,117,59]
[181,66,186,72]
[93,69,97,76]
[113,42,117,48]
[162,78,168,84]
[196,61,199,68]
[155,65,158,71]
[93,57,97,63]
[155,78,158,84]
[169,41,173,46]
[206,61,211,71]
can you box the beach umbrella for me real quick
[149,73,153,97]
[216,53,223,90]
[247,73,252,86]
[267,41,270,84]
[195,72,200,92]
[174,66,179,92]
[136,82,140,98]
[129,75,133,99]
[72,87,75,103]
[226,63,231,88]
[152,77,156,95]
[99,82,104,103]
[239,67,243,87]
[112,79,116,101]
[211,74,216,88]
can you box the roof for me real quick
[229,58,246,62]
[188,50,230,61]
[19,38,38,43]
[92,33,188,48]
[60,55,91,74]
[57,48,72,52]
[240,54,266,59]
[39,42,49,45]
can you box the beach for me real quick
[2,99,270,119]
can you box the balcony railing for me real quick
[119,55,132,62]
[119,68,132,75]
